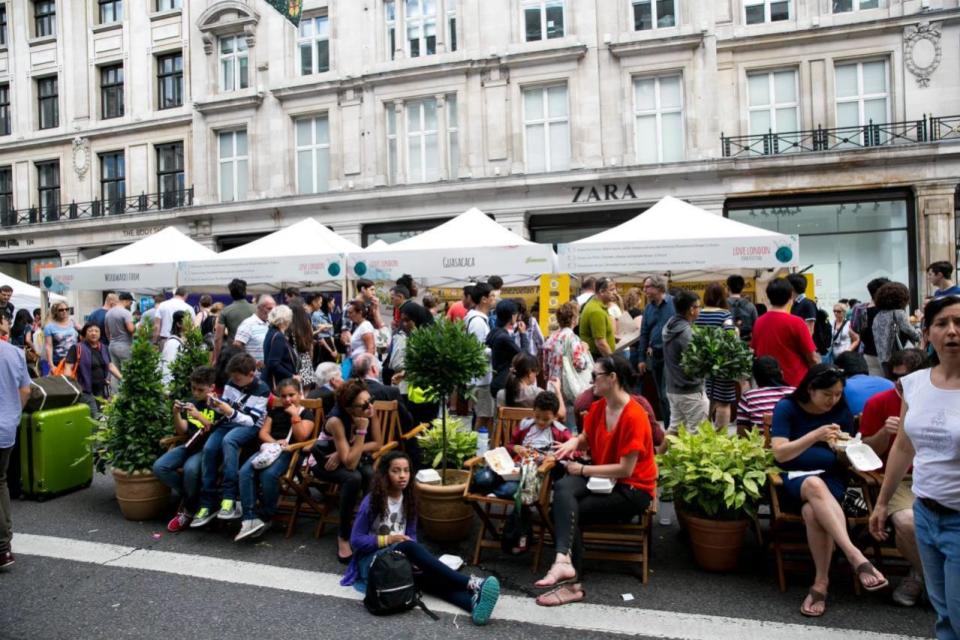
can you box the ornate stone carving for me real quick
[72,137,90,179]
[904,22,942,88]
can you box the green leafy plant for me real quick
[166,317,210,401]
[681,326,754,382]
[657,423,778,520]
[417,415,478,470]
[90,322,171,474]
[404,317,489,484]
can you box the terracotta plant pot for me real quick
[415,469,473,542]
[680,510,749,572]
[112,469,171,521]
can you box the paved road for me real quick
[0,474,937,639]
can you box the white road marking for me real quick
[14,533,926,640]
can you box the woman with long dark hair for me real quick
[771,363,887,617]
[873,282,921,377]
[288,299,317,391]
[313,294,339,364]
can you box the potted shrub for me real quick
[657,423,777,572]
[405,318,488,541]
[680,325,753,388]
[166,317,210,401]
[90,322,172,521]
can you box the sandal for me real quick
[536,583,585,607]
[534,558,576,588]
[856,561,889,592]
[800,588,827,617]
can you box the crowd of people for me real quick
[0,261,957,636]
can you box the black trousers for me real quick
[551,475,651,574]
[312,462,373,539]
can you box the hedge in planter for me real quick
[166,317,210,402]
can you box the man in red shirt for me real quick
[445,285,474,322]
[860,347,928,607]
[750,278,819,387]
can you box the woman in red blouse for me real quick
[534,355,657,606]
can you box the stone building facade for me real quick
[0,0,958,314]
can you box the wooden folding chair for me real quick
[578,498,658,584]
[275,399,327,538]
[462,407,556,570]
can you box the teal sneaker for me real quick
[471,576,500,626]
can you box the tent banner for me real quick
[264,0,303,25]
[42,264,178,291]
[558,235,799,273]
[348,246,555,282]
[178,255,344,287]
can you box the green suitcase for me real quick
[19,404,96,501]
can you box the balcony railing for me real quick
[721,114,959,158]
[0,187,194,228]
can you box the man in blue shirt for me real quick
[927,260,960,298]
[0,312,32,570]
[636,275,675,427]
[834,351,894,415]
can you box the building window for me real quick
[220,35,249,92]
[835,59,889,144]
[296,116,330,194]
[100,152,125,215]
[34,0,55,38]
[37,161,59,221]
[157,52,183,109]
[634,74,683,164]
[747,69,799,148]
[37,76,58,130]
[387,106,398,183]
[1,5,8,47]
[298,14,330,75]
[447,95,459,179]
[833,0,880,11]
[0,166,11,226]
[406,99,440,183]
[98,0,121,23]
[524,0,564,41]
[744,0,789,24]
[218,130,248,203]
[633,0,676,31]
[447,4,457,51]
[156,142,184,208]
[100,64,124,120]
[156,0,180,11]
[385,0,456,60]
[386,94,458,184]
[406,0,437,58]
[0,84,9,136]
[524,85,570,173]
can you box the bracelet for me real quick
[291,416,302,424]
[378,534,386,548]
[356,430,367,437]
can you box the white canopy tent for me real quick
[177,218,360,291]
[42,226,217,292]
[0,271,66,314]
[558,196,799,277]
[347,207,557,285]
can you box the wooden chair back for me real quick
[374,400,401,449]
[761,413,773,448]
[299,398,324,442]
[493,406,535,449]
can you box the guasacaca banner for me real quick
[264,0,302,26]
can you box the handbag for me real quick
[251,421,294,470]
[560,333,592,404]
[517,455,541,506]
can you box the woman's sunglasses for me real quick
[351,400,372,411]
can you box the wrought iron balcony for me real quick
[721,114,959,158]
[0,187,194,228]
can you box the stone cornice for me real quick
[0,113,193,153]
[193,91,264,115]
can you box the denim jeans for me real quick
[200,424,259,507]
[238,451,293,522]
[648,348,669,427]
[914,499,960,640]
[152,445,202,511]
[395,540,473,612]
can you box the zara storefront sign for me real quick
[572,183,639,203]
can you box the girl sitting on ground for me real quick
[341,451,501,626]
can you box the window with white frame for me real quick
[218,130,248,203]
[832,0,880,12]
[406,99,440,183]
[387,106,398,183]
[384,0,457,60]
[296,116,330,194]
[835,59,889,145]
[386,94,458,184]
[447,95,459,179]
[524,0,564,41]
[633,0,676,31]
[524,85,570,173]
[744,0,790,24]
[747,69,799,151]
[298,14,330,76]
[634,75,683,164]
[219,35,249,92]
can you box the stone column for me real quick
[494,211,529,239]
[332,222,363,247]
[916,182,957,294]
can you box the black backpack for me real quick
[728,297,756,341]
[813,307,832,355]
[364,550,437,619]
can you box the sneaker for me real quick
[892,577,924,607]
[167,510,192,533]
[252,520,271,539]
[0,551,14,570]
[216,499,243,521]
[471,576,500,626]
[234,518,267,542]
[190,507,217,528]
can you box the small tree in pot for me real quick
[166,317,209,401]
[90,321,172,521]
[680,325,754,386]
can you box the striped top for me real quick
[695,308,735,331]
[737,386,795,428]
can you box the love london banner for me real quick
[264,0,302,26]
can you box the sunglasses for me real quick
[591,371,610,382]
[351,399,372,411]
